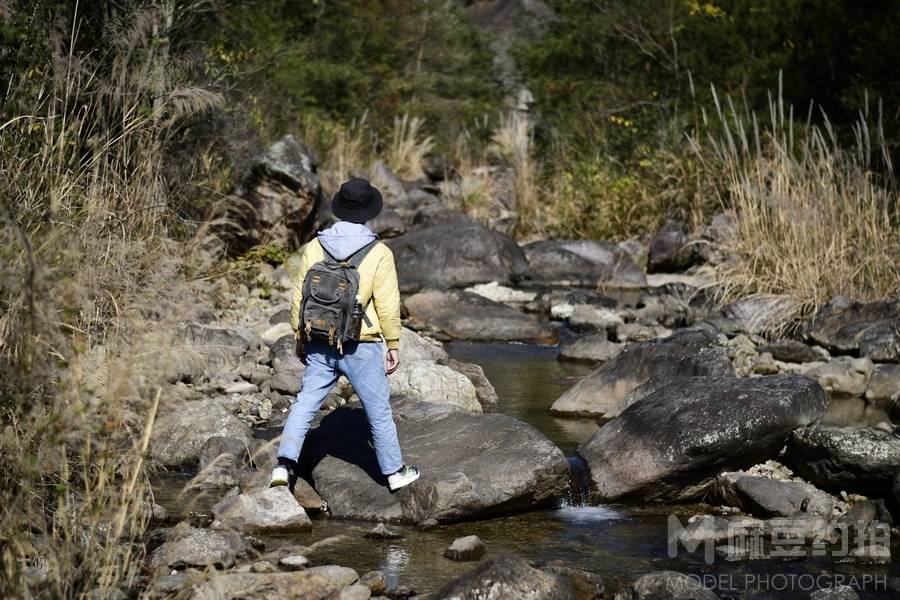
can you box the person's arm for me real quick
[372,247,402,372]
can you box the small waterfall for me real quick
[563,455,593,507]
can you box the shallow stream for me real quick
[153,342,899,598]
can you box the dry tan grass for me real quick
[491,110,539,235]
[0,4,222,598]
[693,87,900,312]
[386,113,434,181]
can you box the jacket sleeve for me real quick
[372,246,402,350]
[290,245,312,333]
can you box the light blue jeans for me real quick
[276,340,403,475]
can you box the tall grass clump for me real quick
[386,113,434,180]
[491,110,539,236]
[694,83,900,311]
[0,2,221,597]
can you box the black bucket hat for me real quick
[330,177,383,224]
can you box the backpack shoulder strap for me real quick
[347,239,380,269]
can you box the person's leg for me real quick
[276,343,339,462]
[338,342,403,475]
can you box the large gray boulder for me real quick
[808,296,900,361]
[523,240,646,288]
[230,135,324,252]
[211,486,312,534]
[150,399,254,467]
[578,375,829,502]
[551,330,733,419]
[405,289,556,344]
[783,426,900,494]
[386,211,529,292]
[301,398,569,523]
[432,555,575,600]
[614,571,719,600]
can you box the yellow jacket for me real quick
[290,239,402,349]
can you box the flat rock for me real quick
[758,339,829,363]
[551,329,733,419]
[558,335,622,364]
[614,571,719,600]
[149,523,247,571]
[386,212,529,292]
[808,296,900,361]
[443,535,485,561]
[578,375,829,502]
[278,555,310,571]
[405,289,556,343]
[432,554,574,600]
[150,399,254,467]
[784,426,900,494]
[211,486,312,534]
[523,240,646,288]
[189,567,358,600]
[712,473,836,518]
[301,398,569,523]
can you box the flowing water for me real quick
[153,342,900,598]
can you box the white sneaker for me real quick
[269,465,289,487]
[388,465,420,491]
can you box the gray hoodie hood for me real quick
[317,221,378,261]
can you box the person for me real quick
[270,177,420,491]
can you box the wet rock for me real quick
[810,585,860,600]
[558,335,622,364]
[866,363,900,411]
[447,359,500,411]
[648,220,698,273]
[278,555,309,571]
[614,571,719,600]
[578,375,828,502]
[230,135,324,252]
[551,330,732,419]
[386,212,529,292]
[808,296,900,361]
[365,523,403,540]
[301,398,569,523]
[433,554,574,600]
[805,357,873,397]
[405,289,556,343]
[784,426,900,494]
[713,473,837,518]
[150,399,254,467]
[523,240,646,288]
[443,535,485,561]
[758,339,829,363]
[211,486,312,534]
[188,566,358,599]
[360,570,387,595]
[389,359,481,414]
[149,523,247,571]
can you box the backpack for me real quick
[299,240,378,352]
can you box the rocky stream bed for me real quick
[137,137,900,599]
